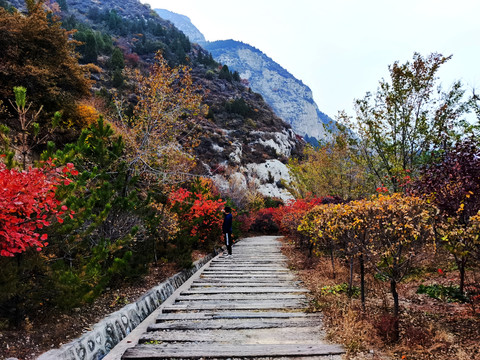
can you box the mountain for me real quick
[154,8,334,143]
[204,40,333,142]
[155,9,206,44]
[3,0,302,201]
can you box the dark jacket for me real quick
[222,213,233,233]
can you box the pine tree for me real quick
[110,47,125,70]
[219,65,232,81]
[83,30,98,63]
[40,117,144,306]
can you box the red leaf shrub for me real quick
[269,196,342,248]
[0,160,76,257]
[249,208,279,234]
[168,180,227,246]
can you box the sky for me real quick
[140,0,480,119]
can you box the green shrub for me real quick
[205,70,215,80]
[417,284,468,303]
[321,282,360,297]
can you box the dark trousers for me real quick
[224,232,232,255]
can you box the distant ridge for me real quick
[155,9,206,44]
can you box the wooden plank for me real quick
[196,276,294,285]
[181,287,308,294]
[212,262,286,265]
[214,258,285,261]
[203,270,290,273]
[203,265,290,273]
[190,282,298,287]
[175,293,305,301]
[201,273,290,276]
[199,274,291,278]
[200,274,294,278]
[147,318,324,331]
[155,311,314,322]
[122,343,345,359]
[139,327,326,344]
[201,272,291,277]
[161,301,306,312]
[212,259,285,262]
[211,259,285,263]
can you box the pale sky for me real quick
[140,0,480,119]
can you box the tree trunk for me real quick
[459,257,466,294]
[14,254,24,327]
[360,253,365,311]
[390,279,400,342]
[153,203,167,267]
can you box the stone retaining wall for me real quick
[37,250,220,360]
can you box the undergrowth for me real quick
[282,239,480,360]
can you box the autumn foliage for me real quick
[117,52,207,185]
[169,178,227,247]
[0,159,76,257]
[411,138,480,293]
[0,2,92,126]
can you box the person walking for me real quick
[222,206,233,257]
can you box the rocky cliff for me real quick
[154,9,335,144]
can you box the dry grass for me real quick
[281,238,480,360]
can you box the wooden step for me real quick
[148,317,325,331]
[122,343,345,359]
[155,311,315,322]
[139,327,327,344]
[175,293,305,301]
[181,287,308,294]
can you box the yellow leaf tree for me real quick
[117,52,207,186]
[287,130,370,200]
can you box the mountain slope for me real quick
[204,40,333,142]
[155,8,206,43]
[4,0,302,201]
[154,8,334,143]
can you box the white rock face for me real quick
[211,160,294,202]
[245,160,293,200]
[251,129,297,158]
[228,141,243,164]
[207,128,298,201]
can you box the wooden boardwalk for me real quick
[121,236,345,359]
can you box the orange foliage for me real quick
[71,104,100,128]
